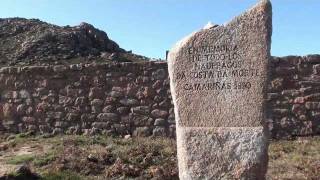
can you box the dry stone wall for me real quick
[0,62,175,137]
[0,55,319,139]
[268,55,320,139]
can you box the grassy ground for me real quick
[268,137,320,180]
[0,134,178,180]
[0,134,319,180]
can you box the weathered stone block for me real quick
[22,117,37,124]
[119,98,139,106]
[292,104,306,115]
[154,118,166,126]
[272,108,290,117]
[176,127,268,180]
[39,125,52,134]
[151,109,168,118]
[305,101,320,110]
[152,69,166,80]
[102,105,115,113]
[97,113,119,122]
[89,87,104,99]
[304,93,320,101]
[313,64,320,74]
[53,65,67,72]
[133,127,151,137]
[74,97,87,106]
[281,90,300,97]
[54,121,68,128]
[293,97,305,104]
[91,99,104,113]
[3,103,15,118]
[92,122,110,129]
[110,90,123,98]
[131,106,150,115]
[152,127,166,137]
[66,113,79,121]
[130,113,154,126]
[117,107,130,115]
[16,104,26,115]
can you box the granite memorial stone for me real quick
[168,0,272,179]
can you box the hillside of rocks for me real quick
[0,18,150,66]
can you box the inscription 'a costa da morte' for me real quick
[176,44,261,92]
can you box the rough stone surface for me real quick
[169,1,272,128]
[177,127,268,180]
[168,0,272,179]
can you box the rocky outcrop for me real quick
[0,18,149,66]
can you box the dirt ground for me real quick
[0,134,319,180]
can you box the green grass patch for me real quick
[6,154,35,164]
[33,152,57,167]
[41,171,84,180]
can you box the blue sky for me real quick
[0,0,319,59]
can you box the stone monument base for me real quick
[176,127,268,179]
